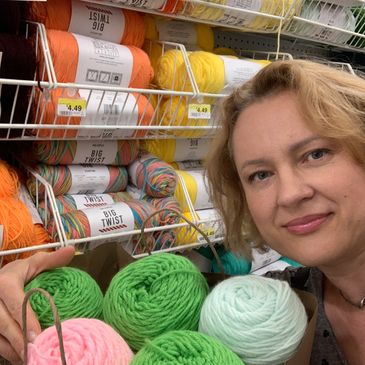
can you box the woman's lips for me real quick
[283,214,332,235]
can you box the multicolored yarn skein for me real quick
[199,275,308,365]
[27,0,146,47]
[48,200,159,244]
[25,267,103,328]
[27,164,128,197]
[32,140,140,166]
[103,253,209,351]
[28,318,134,365]
[128,153,177,198]
[38,192,132,222]
[130,330,243,365]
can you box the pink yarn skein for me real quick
[27,318,134,365]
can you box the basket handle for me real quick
[22,288,67,365]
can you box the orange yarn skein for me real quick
[161,0,185,14]
[0,159,19,198]
[27,0,146,47]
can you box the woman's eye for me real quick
[306,149,330,161]
[248,171,271,182]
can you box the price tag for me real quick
[188,104,211,120]
[57,98,87,117]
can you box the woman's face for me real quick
[232,91,365,267]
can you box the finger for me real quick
[0,335,22,364]
[26,246,75,280]
[0,302,24,362]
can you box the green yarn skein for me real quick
[25,267,103,328]
[130,330,244,365]
[212,247,251,275]
[103,253,209,351]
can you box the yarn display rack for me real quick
[89,0,365,53]
[6,165,225,264]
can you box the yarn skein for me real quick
[199,275,308,365]
[130,330,243,365]
[211,247,252,275]
[27,0,146,47]
[38,192,132,222]
[0,159,19,198]
[32,140,140,166]
[25,267,104,329]
[27,318,134,365]
[128,153,177,198]
[103,253,209,351]
[27,164,128,197]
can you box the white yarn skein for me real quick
[199,275,308,365]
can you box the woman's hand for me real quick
[0,246,75,364]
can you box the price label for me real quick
[57,98,87,117]
[188,104,211,120]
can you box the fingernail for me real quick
[20,350,24,361]
[28,330,37,342]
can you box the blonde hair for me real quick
[206,60,365,258]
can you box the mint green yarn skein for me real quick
[199,275,308,365]
[103,253,209,351]
[25,267,103,329]
[131,330,244,365]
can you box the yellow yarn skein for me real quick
[249,0,301,30]
[155,49,187,90]
[145,15,214,52]
[141,139,177,163]
[174,170,199,212]
[177,51,226,93]
[158,97,211,138]
[186,0,226,21]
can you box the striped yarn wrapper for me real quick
[128,154,177,198]
[28,318,134,365]
[27,164,128,197]
[38,192,132,222]
[32,140,140,166]
[131,330,243,365]
[25,267,103,329]
[48,200,159,253]
[199,275,308,365]
[103,253,209,351]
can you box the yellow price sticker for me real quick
[188,104,211,120]
[57,98,87,117]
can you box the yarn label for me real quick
[57,98,87,117]
[174,138,210,161]
[126,185,146,200]
[172,160,204,170]
[219,0,262,26]
[74,34,132,87]
[188,104,211,119]
[196,209,224,243]
[250,248,281,273]
[68,165,110,194]
[82,202,134,237]
[72,194,115,210]
[220,56,263,92]
[18,186,43,225]
[157,20,197,45]
[69,0,125,43]
[73,141,118,164]
[77,90,138,139]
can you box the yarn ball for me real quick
[0,159,19,198]
[212,247,251,275]
[130,330,243,365]
[103,253,209,350]
[199,275,308,365]
[25,267,103,329]
[27,318,134,365]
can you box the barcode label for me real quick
[103,104,120,115]
[57,98,87,117]
[188,104,211,120]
